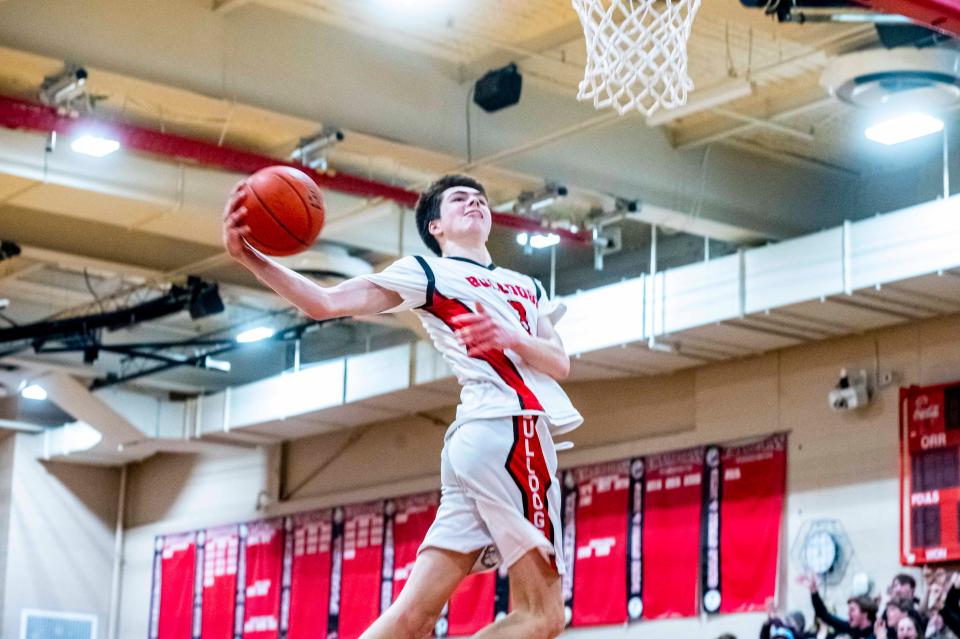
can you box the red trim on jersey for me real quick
[426,291,543,411]
[506,416,554,543]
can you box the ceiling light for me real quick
[236,326,275,343]
[39,65,88,109]
[290,127,344,171]
[516,232,560,250]
[71,134,120,157]
[514,183,568,216]
[21,384,47,401]
[865,113,944,145]
[202,356,232,373]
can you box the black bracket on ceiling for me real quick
[0,276,223,349]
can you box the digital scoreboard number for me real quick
[901,382,960,565]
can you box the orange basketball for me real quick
[241,166,325,256]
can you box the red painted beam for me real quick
[0,96,593,244]
[856,0,960,36]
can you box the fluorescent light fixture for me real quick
[865,113,944,145]
[516,232,560,249]
[236,326,275,343]
[529,197,557,212]
[532,233,560,249]
[203,356,232,372]
[71,134,120,157]
[21,384,47,401]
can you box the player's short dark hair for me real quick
[415,174,487,256]
[893,573,916,590]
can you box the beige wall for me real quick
[1,433,120,639]
[118,313,960,639]
[0,433,14,634]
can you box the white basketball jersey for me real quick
[362,255,582,436]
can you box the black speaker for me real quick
[187,277,225,320]
[473,64,523,113]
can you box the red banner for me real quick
[158,533,196,639]
[338,502,385,639]
[719,435,786,613]
[447,571,496,636]
[242,520,284,639]
[391,493,438,602]
[201,526,239,639]
[642,447,704,619]
[571,461,630,627]
[287,511,333,639]
[152,437,788,632]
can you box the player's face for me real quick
[432,186,491,247]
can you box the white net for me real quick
[572,0,702,116]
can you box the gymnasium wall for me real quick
[0,434,120,639]
[109,311,955,638]
[0,433,14,635]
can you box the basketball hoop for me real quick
[571,0,702,117]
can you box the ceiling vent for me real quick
[821,47,960,111]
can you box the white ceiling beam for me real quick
[39,372,144,445]
[676,97,834,151]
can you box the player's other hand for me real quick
[453,302,520,356]
[223,180,253,261]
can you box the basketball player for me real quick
[223,174,582,639]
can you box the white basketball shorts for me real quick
[418,415,565,575]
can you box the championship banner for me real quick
[715,434,787,613]
[241,520,285,639]
[388,493,439,603]
[151,436,788,634]
[156,532,198,639]
[641,447,705,619]
[901,382,960,564]
[336,501,386,639]
[446,570,497,637]
[569,461,631,627]
[561,471,577,625]
[286,511,333,639]
[201,526,240,639]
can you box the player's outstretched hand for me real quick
[453,302,520,357]
[223,180,253,261]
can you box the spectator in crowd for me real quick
[922,611,948,639]
[799,574,876,639]
[883,600,910,630]
[938,573,960,637]
[875,607,925,639]
[889,574,919,607]
[760,597,815,639]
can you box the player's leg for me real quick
[444,417,567,639]
[470,548,565,639]
[359,546,477,639]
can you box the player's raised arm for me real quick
[223,182,402,320]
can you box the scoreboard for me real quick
[901,382,960,564]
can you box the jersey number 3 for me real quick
[508,301,532,335]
